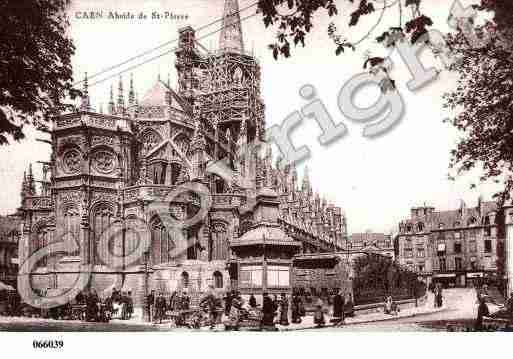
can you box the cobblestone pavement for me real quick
[0,288,488,332]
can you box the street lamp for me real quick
[143,249,150,322]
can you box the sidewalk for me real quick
[279,295,448,331]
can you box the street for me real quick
[315,288,486,332]
[0,288,488,332]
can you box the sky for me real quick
[0,0,501,234]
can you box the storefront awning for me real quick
[466,272,483,278]
[433,273,456,278]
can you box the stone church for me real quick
[17,0,347,307]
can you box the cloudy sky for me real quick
[0,0,500,234]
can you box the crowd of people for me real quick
[147,290,191,324]
[66,288,134,322]
[144,287,354,330]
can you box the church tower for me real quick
[175,0,265,158]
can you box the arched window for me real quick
[484,216,491,236]
[210,222,229,261]
[406,224,413,233]
[32,226,49,267]
[63,206,80,256]
[150,219,175,265]
[468,217,477,226]
[215,177,226,193]
[125,216,146,266]
[173,134,190,156]
[91,204,114,265]
[149,161,167,184]
[170,163,182,185]
[417,222,424,232]
[213,271,223,289]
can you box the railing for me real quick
[124,185,201,206]
[54,112,131,132]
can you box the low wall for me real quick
[353,294,428,315]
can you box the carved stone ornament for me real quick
[233,66,243,85]
[62,149,82,174]
[92,150,117,174]
[142,130,162,147]
[211,222,227,233]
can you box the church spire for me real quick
[219,0,244,53]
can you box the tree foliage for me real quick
[0,0,79,145]
[443,0,513,204]
[259,0,435,60]
[352,253,425,305]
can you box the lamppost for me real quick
[143,249,150,322]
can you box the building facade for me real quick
[396,199,500,287]
[17,0,347,307]
[0,215,20,288]
[347,232,395,259]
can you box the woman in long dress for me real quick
[291,293,303,324]
[227,292,243,330]
[279,293,289,326]
[313,297,325,327]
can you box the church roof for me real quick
[139,80,187,112]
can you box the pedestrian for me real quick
[475,295,490,331]
[155,292,166,324]
[249,293,257,308]
[313,297,325,328]
[272,294,279,313]
[126,291,134,320]
[332,289,345,324]
[200,286,219,330]
[226,291,243,331]
[147,289,155,322]
[86,289,99,322]
[224,290,233,316]
[120,291,128,320]
[181,291,190,310]
[169,290,177,311]
[261,292,276,330]
[437,285,443,308]
[279,293,289,326]
[291,292,303,324]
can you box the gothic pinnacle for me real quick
[80,72,90,111]
[117,75,125,115]
[108,84,115,115]
[128,73,135,106]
